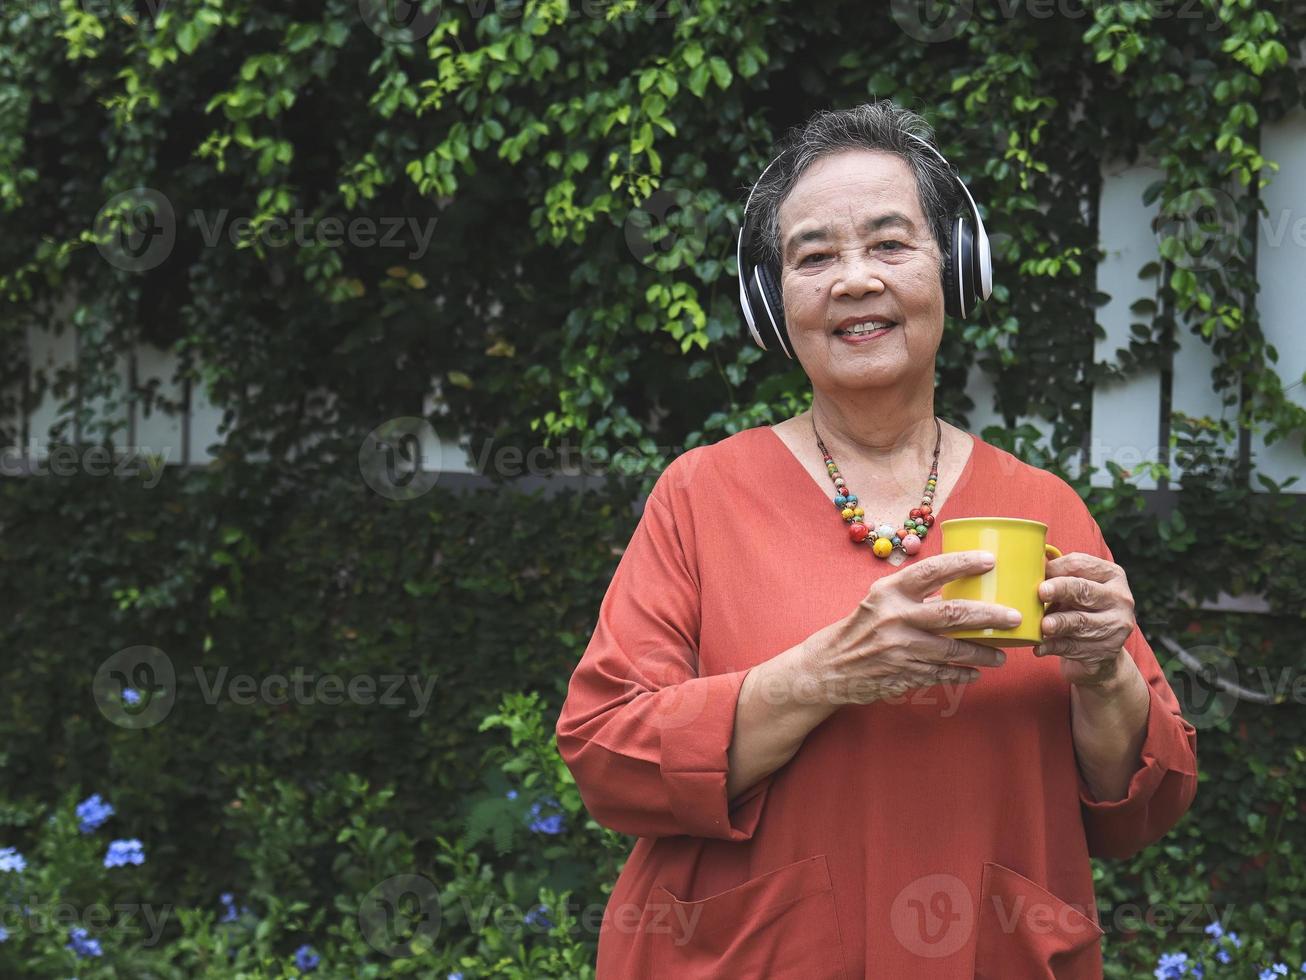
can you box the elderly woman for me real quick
[555,101,1197,979]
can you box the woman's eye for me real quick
[799,253,827,265]
[878,240,904,250]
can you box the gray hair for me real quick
[746,101,962,287]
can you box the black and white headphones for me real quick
[735,132,994,359]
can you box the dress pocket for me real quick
[973,861,1105,980]
[645,853,848,979]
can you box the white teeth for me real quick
[840,322,895,336]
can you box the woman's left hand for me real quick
[1035,552,1136,690]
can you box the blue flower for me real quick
[448,973,464,980]
[1192,965,1204,979]
[293,944,319,971]
[525,904,553,930]
[76,794,115,834]
[527,797,565,835]
[1217,948,1231,964]
[66,926,103,958]
[121,687,141,705]
[505,789,518,800]
[1229,932,1243,948]
[1155,951,1189,979]
[218,892,249,922]
[1204,920,1224,940]
[0,847,26,873]
[0,925,8,942]
[103,838,145,868]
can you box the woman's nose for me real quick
[833,251,886,297]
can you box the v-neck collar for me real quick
[757,423,982,531]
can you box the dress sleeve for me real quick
[554,458,775,841]
[1075,518,1199,860]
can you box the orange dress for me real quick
[555,425,1198,979]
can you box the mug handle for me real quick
[1042,544,1063,614]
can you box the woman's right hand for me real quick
[798,550,1019,705]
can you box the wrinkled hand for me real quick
[1034,552,1135,690]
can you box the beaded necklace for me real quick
[815,415,941,563]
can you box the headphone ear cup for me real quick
[755,263,793,359]
[941,216,962,319]
[956,216,976,318]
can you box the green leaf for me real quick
[177,22,199,55]
[708,56,732,90]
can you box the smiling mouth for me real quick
[834,321,898,336]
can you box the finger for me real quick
[1043,552,1120,584]
[930,665,982,685]
[1041,608,1124,640]
[907,632,1008,669]
[910,596,1023,636]
[1037,576,1114,610]
[893,550,996,601]
[1034,637,1075,657]
[1035,639,1107,661]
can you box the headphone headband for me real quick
[736,131,994,358]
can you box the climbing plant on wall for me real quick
[1,1,1304,976]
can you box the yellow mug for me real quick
[938,517,1062,648]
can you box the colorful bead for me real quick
[816,417,943,561]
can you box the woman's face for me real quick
[775,148,945,390]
